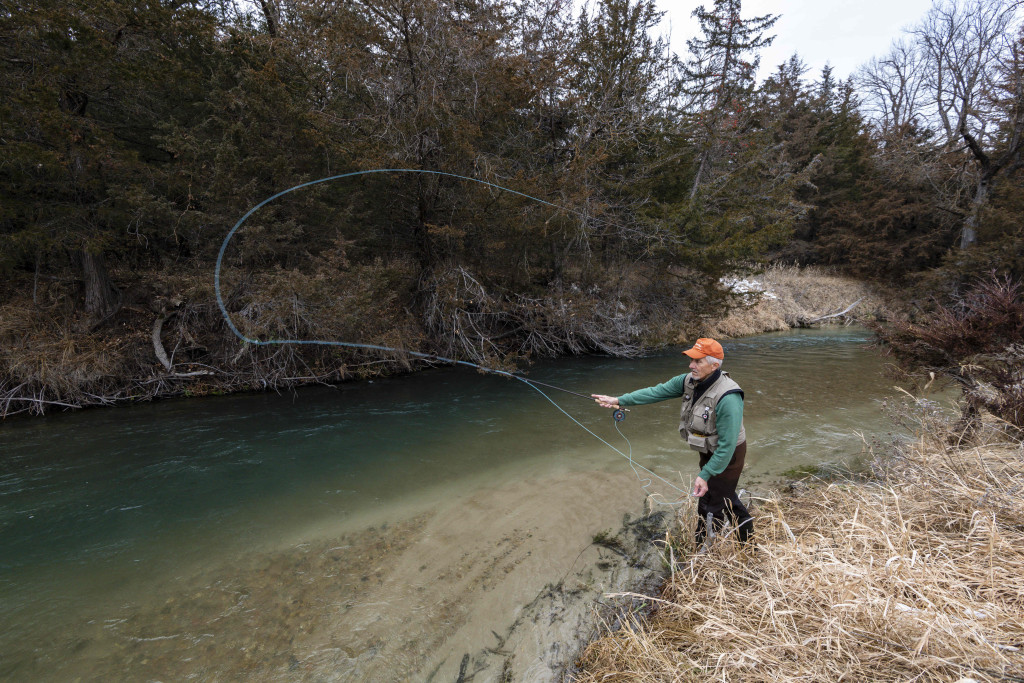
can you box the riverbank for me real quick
[572,402,1024,681]
[0,264,897,418]
[699,264,898,340]
[1,328,902,681]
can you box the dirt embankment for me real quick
[0,264,900,418]
[572,403,1024,682]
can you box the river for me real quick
[1,327,898,681]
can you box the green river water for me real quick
[0,327,906,681]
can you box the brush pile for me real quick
[575,404,1024,681]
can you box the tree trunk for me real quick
[414,169,436,271]
[258,0,278,37]
[80,248,121,323]
[689,151,707,199]
[959,176,988,249]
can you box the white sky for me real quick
[658,0,937,82]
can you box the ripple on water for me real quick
[0,328,909,680]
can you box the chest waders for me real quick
[681,371,754,547]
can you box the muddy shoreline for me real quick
[3,468,678,682]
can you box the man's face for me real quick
[688,356,717,381]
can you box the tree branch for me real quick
[798,298,864,327]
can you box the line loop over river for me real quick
[213,168,690,500]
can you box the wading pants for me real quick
[695,441,753,546]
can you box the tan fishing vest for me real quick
[679,371,746,454]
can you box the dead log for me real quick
[152,309,177,372]
[152,307,214,377]
[797,298,864,327]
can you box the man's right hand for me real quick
[591,394,620,409]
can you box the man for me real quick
[592,338,753,546]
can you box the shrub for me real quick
[872,272,1024,431]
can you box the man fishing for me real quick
[592,338,753,547]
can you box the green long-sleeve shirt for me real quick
[617,373,744,482]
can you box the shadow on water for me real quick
[0,327,912,680]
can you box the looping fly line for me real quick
[214,168,690,501]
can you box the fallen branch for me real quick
[1,397,82,409]
[152,309,177,372]
[152,307,215,378]
[798,298,863,327]
[1,396,83,418]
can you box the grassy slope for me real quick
[572,405,1024,682]
[697,265,900,340]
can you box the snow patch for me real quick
[720,276,777,300]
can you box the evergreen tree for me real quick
[567,0,678,260]
[0,0,220,323]
[650,0,796,275]
[678,0,777,198]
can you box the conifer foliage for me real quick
[0,0,1022,411]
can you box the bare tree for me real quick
[916,0,1022,248]
[858,0,1022,249]
[914,0,1014,148]
[857,39,928,136]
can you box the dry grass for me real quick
[0,286,144,414]
[0,261,428,415]
[702,265,901,339]
[574,406,1024,682]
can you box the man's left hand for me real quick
[693,477,708,497]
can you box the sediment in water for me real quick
[442,508,671,683]
[1,469,676,682]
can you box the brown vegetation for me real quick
[873,273,1024,431]
[573,400,1024,682]
[1,256,704,417]
[700,265,899,340]
[0,259,428,417]
[1,261,882,417]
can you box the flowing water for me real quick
[1,328,903,681]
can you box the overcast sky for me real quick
[658,0,937,82]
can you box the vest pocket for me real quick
[687,432,720,453]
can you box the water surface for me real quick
[1,327,901,680]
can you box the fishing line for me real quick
[215,167,627,347]
[527,382,690,501]
[614,418,689,507]
[214,168,687,500]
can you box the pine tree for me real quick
[0,0,220,323]
[678,0,777,198]
[567,0,678,259]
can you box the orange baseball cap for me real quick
[683,338,724,360]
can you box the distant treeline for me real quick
[0,0,1021,412]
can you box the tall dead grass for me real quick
[574,404,1024,682]
[704,265,900,339]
